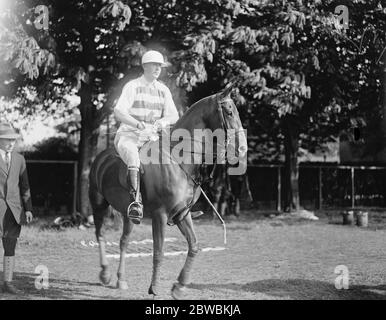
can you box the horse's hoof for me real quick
[171,282,186,300]
[99,269,111,286]
[117,280,129,290]
[148,284,158,296]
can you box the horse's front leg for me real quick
[171,214,199,300]
[148,211,167,297]
[117,216,134,290]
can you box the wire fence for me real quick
[24,160,386,216]
[247,164,386,211]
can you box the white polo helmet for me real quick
[141,50,165,65]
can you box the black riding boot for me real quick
[127,169,143,224]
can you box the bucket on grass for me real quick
[355,211,368,227]
[342,210,354,225]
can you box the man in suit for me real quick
[0,122,33,294]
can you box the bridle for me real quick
[169,94,235,186]
[216,94,232,161]
[216,95,231,133]
[163,94,232,161]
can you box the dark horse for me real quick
[88,83,247,299]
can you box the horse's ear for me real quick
[219,81,235,99]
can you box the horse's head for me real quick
[205,82,248,166]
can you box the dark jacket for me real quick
[0,152,33,225]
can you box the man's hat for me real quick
[141,50,168,66]
[0,122,20,139]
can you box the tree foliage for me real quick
[1,0,385,214]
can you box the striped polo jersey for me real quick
[115,75,179,136]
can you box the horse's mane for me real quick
[173,94,216,128]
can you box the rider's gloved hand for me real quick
[153,120,166,133]
[136,121,146,130]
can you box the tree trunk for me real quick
[282,117,300,212]
[77,84,101,219]
[382,51,386,157]
[381,49,386,204]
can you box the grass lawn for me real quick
[1,208,386,300]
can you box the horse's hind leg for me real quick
[171,214,199,300]
[148,211,167,297]
[116,216,134,290]
[90,190,111,286]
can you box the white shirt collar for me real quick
[0,148,11,157]
[140,75,158,87]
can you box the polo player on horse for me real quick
[90,65,247,296]
[114,50,179,224]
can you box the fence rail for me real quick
[24,160,386,215]
[247,164,386,211]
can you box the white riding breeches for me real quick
[114,125,159,169]
[114,133,141,169]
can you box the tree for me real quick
[166,0,385,212]
[1,0,133,217]
[0,0,251,217]
[2,0,384,216]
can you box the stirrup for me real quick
[127,201,143,224]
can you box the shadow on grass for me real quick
[3,274,386,300]
[188,279,386,300]
[0,272,145,300]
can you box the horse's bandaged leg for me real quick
[177,254,196,286]
[149,213,167,296]
[176,216,199,286]
[117,217,133,290]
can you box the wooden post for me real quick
[318,166,322,210]
[106,114,110,149]
[351,167,355,208]
[277,166,281,212]
[73,161,78,214]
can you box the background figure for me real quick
[207,164,252,219]
[0,122,33,295]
